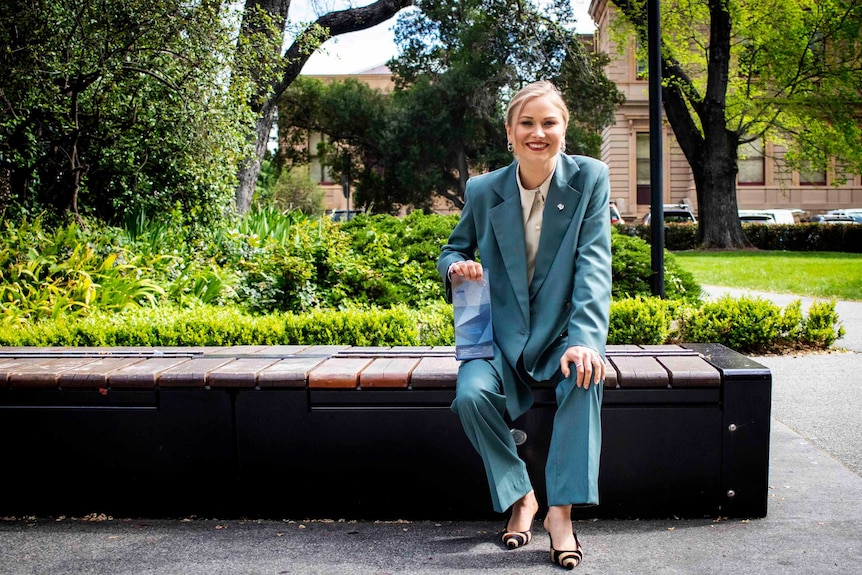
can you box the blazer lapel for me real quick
[530,155,583,296]
[489,163,531,323]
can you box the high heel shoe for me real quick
[501,513,535,549]
[501,526,532,549]
[549,532,582,570]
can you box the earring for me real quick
[507,142,514,152]
[561,141,567,152]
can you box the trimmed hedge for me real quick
[0,303,454,348]
[616,222,862,252]
[0,295,842,355]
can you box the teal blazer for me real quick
[438,153,612,420]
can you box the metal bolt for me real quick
[727,489,736,498]
[728,423,738,432]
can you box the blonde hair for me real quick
[505,80,570,128]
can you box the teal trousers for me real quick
[451,358,603,513]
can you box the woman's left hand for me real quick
[560,346,605,389]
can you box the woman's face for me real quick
[506,95,567,167]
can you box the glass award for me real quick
[452,272,494,360]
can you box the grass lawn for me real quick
[672,250,862,301]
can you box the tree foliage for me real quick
[384,0,624,210]
[276,0,624,213]
[0,0,266,228]
[232,0,414,215]
[611,0,862,248]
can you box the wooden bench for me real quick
[0,344,771,520]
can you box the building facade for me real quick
[588,0,862,223]
[298,64,395,215]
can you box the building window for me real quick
[636,132,651,204]
[635,36,647,80]
[738,138,765,185]
[799,166,826,186]
[308,133,333,185]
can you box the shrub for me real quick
[608,296,673,345]
[673,295,844,354]
[340,211,455,307]
[616,223,701,251]
[800,300,845,349]
[270,167,326,217]
[674,296,785,353]
[610,229,701,302]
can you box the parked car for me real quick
[739,211,777,225]
[806,214,859,224]
[609,201,625,224]
[738,209,804,224]
[762,208,804,224]
[328,209,363,222]
[827,208,862,222]
[642,203,697,224]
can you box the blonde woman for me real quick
[438,80,611,570]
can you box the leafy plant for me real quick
[610,229,701,302]
[608,296,672,345]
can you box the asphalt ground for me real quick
[1,286,860,575]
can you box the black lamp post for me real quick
[648,0,665,297]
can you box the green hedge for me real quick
[0,212,847,355]
[0,295,842,355]
[0,303,454,348]
[616,222,862,252]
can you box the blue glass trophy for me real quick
[452,272,494,360]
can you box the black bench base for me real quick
[0,343,771,520]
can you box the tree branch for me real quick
[271,1,414,107]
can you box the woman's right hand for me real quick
[448,260,484,281]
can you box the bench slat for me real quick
[610,355,669,388]
[57,358,147,388]
[606,344,644,353]
[251,345,311,355]
[108,357,193,389]
[308,357,373,388]
[256,357,327,388]
[656,355,721,388]
[7,358,101,388]
[293,345,351,357]
[359,357,421,388]
[156,358,236,388]
[207,358,282,388]
[603,361,618,388]
[410,356,460,388]
[203,345,272,356]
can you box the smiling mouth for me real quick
[526,142,549,150]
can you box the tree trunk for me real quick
[695,1,750,248]
[234,0,414,215]
[613,0,751,249]
[694,128,750,248]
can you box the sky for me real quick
[292,0,598,75]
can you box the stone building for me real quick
[588,0,862,223]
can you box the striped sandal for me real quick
[549,532,583,570]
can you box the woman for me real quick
[437,80,611,570]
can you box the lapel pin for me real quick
[557,203,564,211]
